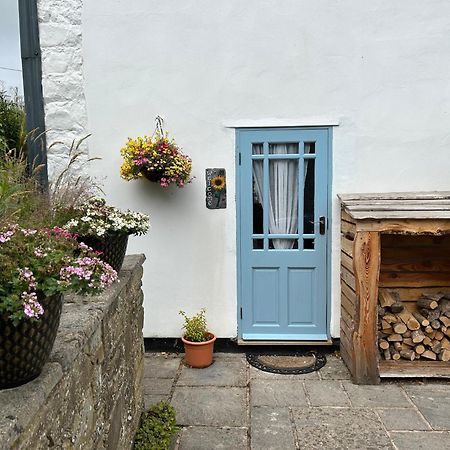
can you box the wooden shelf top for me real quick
[339,192,450,220]
[379,360,450,378]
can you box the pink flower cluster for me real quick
[34,247,48,257]
[18,267,37,290]
[60,256,118,289]
[49,226,78,239]
[0,227,39,243]
[133,157,150,166]
[0,229,15,243]
[159,177,185,188]
[78,242,94,252]
[21,228,37,236]
[21,291,44,318]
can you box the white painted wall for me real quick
[39,0,450,338]
[38,0,89,176]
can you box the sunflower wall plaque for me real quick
[206,168,226,209]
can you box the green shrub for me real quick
[134,401,179,450]
[179,308,209,342]
[0,86,26,155]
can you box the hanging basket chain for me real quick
[155,115,165,136]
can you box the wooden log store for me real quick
[339,192,450,384]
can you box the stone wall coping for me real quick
[0,254,145,446]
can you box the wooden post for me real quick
[353,231,381,384]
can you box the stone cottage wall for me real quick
[37,0,89,178]
[0,255,145,449]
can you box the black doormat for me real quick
[246,351,326,375]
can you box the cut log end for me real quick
[421,350,437,360]
[439,349,450,361]
[417,297,439,310]
[399,349,415,361]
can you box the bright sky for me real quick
[0,1,23,93]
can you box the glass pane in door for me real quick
[269,143,299,154]
[303,159,315,235]
[252,160,264,249]
[268,145,298,249]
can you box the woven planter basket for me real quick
[78,233,129,273]
[0,293,63,389]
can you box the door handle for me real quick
[319,216,326,235]
[308,217,327,234]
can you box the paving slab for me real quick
[304,381,351,407]
[142,377,173,395]
[143,352,450,449]
[403,384,450,430]
[343,382,410,408]
[250,379,307,407]
[318,355,351,380]
[377,408,430,431]
[389,431,450,450]
[251,406,296,450]
[214,353,247,361]
[249,365,320,380]
[144,393,170,409]
[292,407,393,450]
[177,357,246,387]
[171,386,246,427]
[178,426,248,450]
[144,353,181,379]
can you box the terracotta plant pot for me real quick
[181,333,216,368]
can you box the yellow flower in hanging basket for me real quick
[119,133,193,188]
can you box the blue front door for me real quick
[237,128,329,341]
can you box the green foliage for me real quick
[134,401,179,450]
[0,136,102,230]
[0,150,48,229]
[179,308,209,342]
[0,226,118,324]
[0,87,26,155]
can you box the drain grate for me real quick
[246,351,326,375]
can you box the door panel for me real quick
[237,128,329,341]
[253,268,280,325]
[287,268,314,325]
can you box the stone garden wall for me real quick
[0,255,145,449]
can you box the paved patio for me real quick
[144,351,450,449]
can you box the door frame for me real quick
[235,126,333,341]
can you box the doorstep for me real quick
[237,339,333,346]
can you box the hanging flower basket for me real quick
[0,293,63,389]
[78,232,129,273]
[120,116,193,188]
[140,168,166,183]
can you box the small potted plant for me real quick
[179,309,216,368]
[120,132,193,188]
[62,197,150,272]
[0,225,117,389]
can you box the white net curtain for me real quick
[252,144,299,249]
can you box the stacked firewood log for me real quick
[378,289,450,362]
